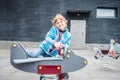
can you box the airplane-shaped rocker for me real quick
[10,43,88,80]
[93,39,120,60]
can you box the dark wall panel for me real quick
[0,0,120,43]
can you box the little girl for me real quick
[27,14,71,57]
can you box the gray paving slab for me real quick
[0,49,120,80]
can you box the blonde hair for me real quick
[52,14,67,26]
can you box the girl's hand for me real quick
[54,42,62,50]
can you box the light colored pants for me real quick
[27,47,50,58]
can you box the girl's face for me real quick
[55,18,67,31]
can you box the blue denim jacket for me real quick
[39,26,71,57]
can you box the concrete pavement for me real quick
[0,45,120,80]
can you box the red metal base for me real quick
[38,65,61,74]
[38,65,68,80]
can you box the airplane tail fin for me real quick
[10,43,28,64]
